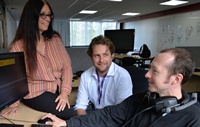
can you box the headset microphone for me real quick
[164,93,197,114]
[122,92,198,127]
[149,93,198,127]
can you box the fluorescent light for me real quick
[160,0,188,6]
[107,0,122,2]
[79,10,97,14]
[102,19,114,21]
[70,18,80,21]
[122,12,140,16]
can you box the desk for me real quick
[0,78,80,127]
[0,103,47,127]
[193,71,200,76]
[183,72,200,92]
[114,54,154,67]
[69,78,80,105]
[72,78,80,88]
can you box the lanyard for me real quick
[97,72,107,105]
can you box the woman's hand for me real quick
[42,113,67,127]
[55,92,70,112]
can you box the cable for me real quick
[121,106,154,127]
[0,114,15,124]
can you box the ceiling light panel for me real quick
[107,0,122,2]
[122,12,140,16]
[79,10,97,14]
[160,0,189,6]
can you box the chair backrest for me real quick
[125,66,148,94]
[121,57,136,67]
[139,44,151,58]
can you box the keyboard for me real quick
[31,124,52,127]
[0,123,52,127]
[0,123,24,127]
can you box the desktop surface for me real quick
[0,103,47,127]
[0,78,80,127]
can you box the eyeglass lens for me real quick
[40,13,53,19]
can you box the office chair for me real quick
[139,57,154,70]
[125,66,148,94]
[121,57,136,67]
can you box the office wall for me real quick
[124,10,200,57]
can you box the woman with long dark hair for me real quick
[1,0,76,119]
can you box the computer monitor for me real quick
[0,52,29,112]
[104,29,135,54]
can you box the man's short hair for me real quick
[87,35,115,57]
[160,48,196,85]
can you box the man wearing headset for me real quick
[42,48,200,127]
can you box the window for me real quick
[70,21,116,46]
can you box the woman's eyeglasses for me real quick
[39,13,54,19]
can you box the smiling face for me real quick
[91,44,114,77]
[145,52,176,96]
[38,4,52,34]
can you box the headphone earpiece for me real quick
[146,92,158,105]
[155,96,178,113]
[145,91,197,114]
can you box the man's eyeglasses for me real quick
[39,13,54,19]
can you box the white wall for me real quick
[124,10,200,57]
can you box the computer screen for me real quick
[0,52,29,112]
[104,29,135,53]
